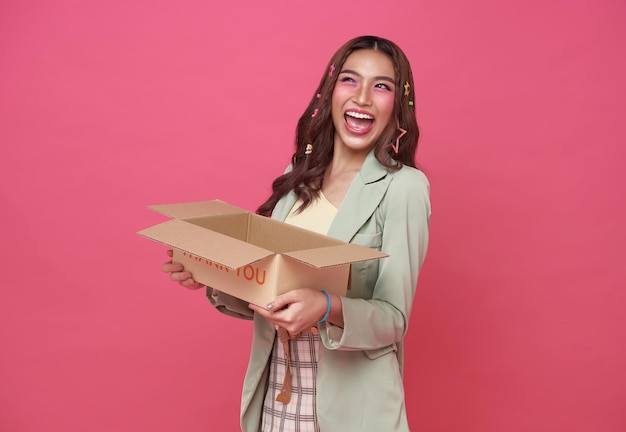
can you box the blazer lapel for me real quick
[269,151,391,242]
[327,151,391,243]
[271,190,298,222]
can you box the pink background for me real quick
[1,0,625,431]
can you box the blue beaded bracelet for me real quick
[319,290,331,323]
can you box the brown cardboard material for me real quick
[138,199,388,307]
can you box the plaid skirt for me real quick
[261,331,320,432]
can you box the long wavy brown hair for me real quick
[257,35,420,217]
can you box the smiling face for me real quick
[331,49,396,158]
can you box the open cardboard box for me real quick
[138,200,387,307]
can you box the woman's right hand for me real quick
[161,249,205,290]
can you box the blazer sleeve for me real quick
[319,168,431,350]
[206,287,254,320]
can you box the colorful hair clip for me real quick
[404,82,410,96]
[408,101,414,106]
[305,144,313,155]
[316,93,321,99]
[312,108,319,118]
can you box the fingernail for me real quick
[266,302,274,309]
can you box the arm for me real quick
[319,169,431,350]
[248,287,342,337]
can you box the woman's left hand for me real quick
[249,288,328,336]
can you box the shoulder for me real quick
[386,165,430,200]
[377,165,431,223]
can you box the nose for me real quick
[352,85,372,106]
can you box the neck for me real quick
[329,146,370,175]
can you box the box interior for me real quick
[185,212,343,253]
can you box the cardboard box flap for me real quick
[148,200,247,220]
[284,244,388,268]
[138,219,273,269]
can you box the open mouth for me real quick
[344,111,374,134]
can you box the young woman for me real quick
[163,35,431,432]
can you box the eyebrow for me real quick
[340,69,395,84]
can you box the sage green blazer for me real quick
[208,150,431,431]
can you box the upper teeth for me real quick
[346,111,373,120]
